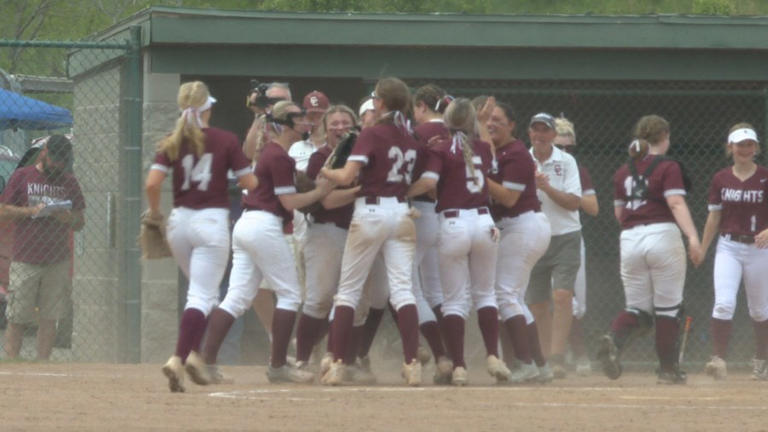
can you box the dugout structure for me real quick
[3,6,768,365]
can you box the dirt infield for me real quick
[0,362,766,431]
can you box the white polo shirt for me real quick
[530,145,582,236]
[288,139,323,172]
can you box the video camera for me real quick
[247,80,284,109]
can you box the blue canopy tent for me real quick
[0,88,73,130]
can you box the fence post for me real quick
[120,26,143,363]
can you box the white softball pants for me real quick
[438,209,499,319]
[220,210,302,318]
[712,237,768,321]
[572,238,587,319]
[333,198,416,312]
[327,253,390,327]
[495,211,551,323]
[620,222,685,318]
[413,200,441,324]
[302,222,347,319]
[166,207,230,316]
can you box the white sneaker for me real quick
[433,356,453,385]
[185,351,213,385]
[452,366,468,386]
[705,355,727,380]
[320,352,333,376]
[321,359,346,386]
[161,355,185,393]
[487,355,511,383]
[537,363,554,384]
[751,358,767,381]
[402,359,422,386]
[266,364,315,384]
[508,362,540,384]
[417,346,432,366]
[575,356,591,377]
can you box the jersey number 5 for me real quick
[181,153,213,191]
[386,147,417,184]
[466,156,485,194]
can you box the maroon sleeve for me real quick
[306,150,328,181]
[579,165,595,194]
[500,150,533,191]
[67,176,86,211]
[228,137,252,176]
[272,152,298,194]
[661,162,687,195]
[348,128,376,166]
[422,143,445,178]
[153,150,171,169]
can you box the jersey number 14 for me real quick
[181,153,213,191]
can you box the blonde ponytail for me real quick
[444,98,479,185]
[158,81,209,162]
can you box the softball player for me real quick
[599,115,702,384]
[145,81,256,392]
[319,77,422,386]
[197,101,335,384]
[554,117,599,376]
[409,98,509,385]
[484,102,552,383]
[411,84,453,380]
[700,123,768,380]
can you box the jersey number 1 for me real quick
[181,153,213,191]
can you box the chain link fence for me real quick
[408,78,767,367]
[0,37,142,363]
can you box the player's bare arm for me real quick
[278,175,335,212]
[487,178,521,208]
[321,160,362,186]
[666,194,703,266]
[407,176,436,198]
[144,169,166,216]
[236,172,258,191]
[321,185,361,210]
[700,210,722,256]
[581,194,599,216]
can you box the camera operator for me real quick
[243,82,292,161]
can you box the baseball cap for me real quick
[529,112,556,130]
[728,127,759,144]
[303,91,330,113]
[359,98,375,117]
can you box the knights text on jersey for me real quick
[708,165,768,236]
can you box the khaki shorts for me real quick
[5,260,70,324]
[526,230,582,305]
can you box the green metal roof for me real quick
[101,6,768,50]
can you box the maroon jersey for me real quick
[306,145,353,229]
[347,122,419,200]
[242,141,296,221]
[579,164,595,196]
[0,165,85,264]
[153,127,251,209]
[489,140,541,220]
[707,166,768,236]
[422,137,492,212]
[613,156,687,230]
[412,121,450,202]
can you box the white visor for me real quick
[728,128,758,144]
[359,99,375,117]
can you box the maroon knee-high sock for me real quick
[443,314,466,368]
[505,316,532,365]
[499,320,516,363]
[175,308,208,362]
[202,308,236,365]
[330,306,354,362]
[358,308,384,359]
[569,317,586,358]
[527,321,546,367]
[420,321,446,361]
[477,306,500,357]
[710,318,732,359]
[344,325,363,365]
[752,319,768,360]
[388,303,399,324]
[270,308,297,368]
[611,310,640,349]
[433,305,450,356]
[326,320,334,353]
[295,314,326,362]
[396,304,420,364]
[655,316,679,372]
